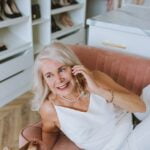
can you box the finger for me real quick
[72,68,90,79]
[72,65,85,70]
[72,69,87,77]
[72,65,88,73]
[72,68,87,75]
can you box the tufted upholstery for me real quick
[19,45,150,150]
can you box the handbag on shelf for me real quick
[32,4,41,20]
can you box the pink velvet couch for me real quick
[19,45,150,150]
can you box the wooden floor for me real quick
[0,91,41,150]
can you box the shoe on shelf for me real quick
[51,0,62,9]
[0,16,4,20]
[2,0,17,18]
[51,16,61,33]
[2,0,22,19]
[7,0,22,17]
[59,12,73,27]
[59,0,70,6]
[67,0,78,5]
[0,44,7,52]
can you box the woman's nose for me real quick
[55,74,64,83]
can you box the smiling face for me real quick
[40,59,77,97]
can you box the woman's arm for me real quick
[40,100,60,150]
[72,66,146,113]
[93,71,146,113]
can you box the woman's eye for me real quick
[46,73,52,78]
[60,67,66,72]
[46,75,51,78]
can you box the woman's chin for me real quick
[57,89,73,97]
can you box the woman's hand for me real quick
[72,65,99,93]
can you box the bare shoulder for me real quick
[39,100,54,117]
[39,100,59,132]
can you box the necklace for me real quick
[60,91,85,103]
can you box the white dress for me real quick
[54,93,133,150]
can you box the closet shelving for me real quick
[31,0,50,54]
[0,0,33,107]
[51,3,83,15]
[0,16,32,60]
[50,0,86,45]
[31,0,86,55]
[52,24,82,39]
[0,16,29,29]
[32,18,49,26]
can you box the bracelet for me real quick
[106,89,114,103]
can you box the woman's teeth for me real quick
[57,82,69,89]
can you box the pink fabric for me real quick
[19,122,42,148]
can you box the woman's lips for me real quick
[57,82,70,90]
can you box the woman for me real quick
[32,42,147,150]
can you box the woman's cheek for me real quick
[44,78,52,88]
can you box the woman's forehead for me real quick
[41,59,64,66]
[40,59,65,72]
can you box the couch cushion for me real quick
[68,45,99,70]
[96,49,150,95]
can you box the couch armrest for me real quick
[19,121,80,150]
[19,122,43,148]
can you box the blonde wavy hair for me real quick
[31,42,85,111]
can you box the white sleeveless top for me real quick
[54,93,133,150]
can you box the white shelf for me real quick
[0,16,29,29]
[0,33,32,60]
[51,4,83,15]
[52,24,83,39]
[0,0,34,107]
[32,18,49,26]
